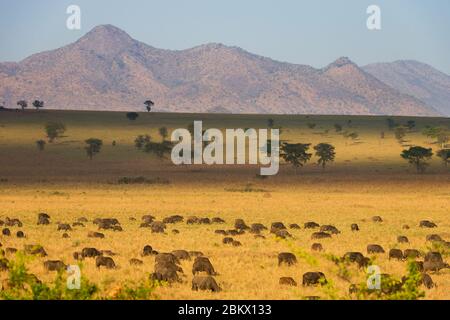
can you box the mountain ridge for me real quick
[0,24,445,116]
[363,60,450,116]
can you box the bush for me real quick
[126,112,139,121]
[134,135,151,149]
[117,176,170,185]
[85,138,103,160]
[0,254,98,300]
[353,261,425,300]
[110,279,162,300]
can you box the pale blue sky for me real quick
[0,0,449,73]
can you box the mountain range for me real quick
[0,24,449,116]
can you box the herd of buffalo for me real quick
[0,212,449,296]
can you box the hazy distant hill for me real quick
[364,60,450,116]
[0,24,443,116]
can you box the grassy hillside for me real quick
[0,110,448,182]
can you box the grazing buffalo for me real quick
[192,256,217,275]
[424,252,448,272]
[189,251,204,257]
[426,234,443,242]
[129,258,143,266]
[397,236,409,243]
[421,274,434,289]
[367,244,385,254]
[389,249,404,260]
[88,231,105,239]
[192,275,221,292]
[155,253,180,266]
[142,215,155,223]
[279,277,297,286]
[38,213,50,225]
[163,215,184,224]
[96,256,116,269]
[212,217,225,224]
[311,232,331,240]
[275,229,292,239]
[320,225,340,234]
[302,272,327,286]
[57,223,72,231]
[420,220,437,228]
[150,221,166,233]
[44,260,66,272]
[343,252,370,268]
[96,218,121,231]
[404,249,421,259]
[270,222,286,234]
[223,237,234,244]
[199,218,211,225]
[278,252,297,266]
[372,216,383,223]
[250,223,267,234]
[171,250,190,261]
[232,240,242,247]
[186,216,199,224]
[234,219,249,230]
[5,217,22,227]
[304,222,320,229]
[81,247,102,258]
[0,258,9,271]
[72,222,85,227]
[24,245,47,257]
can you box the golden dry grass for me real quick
[0,110,449,299]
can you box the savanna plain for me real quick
[0,110,449,300]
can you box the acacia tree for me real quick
[436,149,450,167]
[401,146,433,173]
[144,100,154,112]
[280,143,312,173]
[17,100,28,111]
[32,100,44,111]
[85,138,103,160]
[314,143,336,169]
[45,122,66,142]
